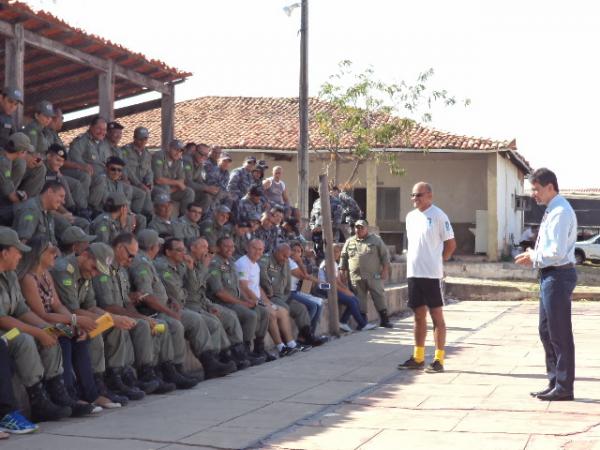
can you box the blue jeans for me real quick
[59,337,98,403]
[289,291,323,334]
[539,267,577,394]
[338,291,367,329]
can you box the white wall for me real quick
[496,154,525,256]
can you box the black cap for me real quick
[107,121,124,131]
[245,156,257,163]
[249,186,263,197]
[106,156,126,167]
[47,144,67,158]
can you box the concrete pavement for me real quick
[3,301,600,450]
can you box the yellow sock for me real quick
[434,349,445,365]
[413,346,425,363]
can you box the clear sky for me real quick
[27,0,600,188]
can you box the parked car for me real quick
[575,234,600,264]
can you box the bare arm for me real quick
[443,238,457,261]
[20,274,71,325]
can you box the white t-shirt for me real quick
[289,258,300,291]
[234,255,261,299]
[405,204,454,279]
[318,260,339,283]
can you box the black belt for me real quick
[539,263,574,275]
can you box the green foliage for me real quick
[315,61,469,185]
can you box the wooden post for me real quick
[298,0,310,219]
[98,60,115,121]
[161,83,175,149]
[4,23,25,128]
[319,174,340,337]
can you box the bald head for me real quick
[411,181,433,211]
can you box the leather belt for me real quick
[539,263,575,275]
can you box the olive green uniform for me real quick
[102,179,147,230]
[151,150,194,211]
[148,216,180,238]
[0,271,63,387]
[184,258,244,346]
[121,143,153,191]
[90,213,137,245]
[199,219,234,249]
[50,255,129,373]
[173,215,202,243]
[154,256,228,352]
[206,254,268,343]
[0,150,22,205]
[340,233,390,313]
[93,263,173,368]
[128,251,212,365]
[183,156,211,211]
[13,196,57,244]
[17,120,48,197]
[259,253,310,329]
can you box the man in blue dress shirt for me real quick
[515,168,577,401]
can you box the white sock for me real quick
[277,343,285,351]
[286,340,297,349]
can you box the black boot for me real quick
[378,309,394,328]
[298,326,328,347]
[106,368,145,400]
[94,372,128,406]
[46,375,95,417]
[243,342,266,366]
[229,344,251,370]
[161,362,197,389]
[27,381,71,422]
[254,338,277,362]
[200,351,237,379]
[125,365,161,394]
[174,363,204,383]
[139,365,176,394]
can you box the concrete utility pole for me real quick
[298,0,309,219]
[319,174,340,337]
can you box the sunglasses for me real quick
[123,246,136,260]
[410,193,426,198]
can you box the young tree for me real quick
[314,61,469,186]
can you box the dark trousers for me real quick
[539,267,577,394]
[59,337,98,403]
[0,340,16,417]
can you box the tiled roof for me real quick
[62,96,528,168]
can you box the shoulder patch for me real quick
[62,278,73,287]
[100,225,108,232]
[3,170,10,177]
[138,269,148,276]
[66,264,75,274]
[184,164,192,171]
[156,160,163,165]
[210,269,220,276]
[24,214,34,222]
[163,271,172,279]
[99,275,109,283]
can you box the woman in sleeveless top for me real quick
[18,235,119,413]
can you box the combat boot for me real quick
[106,368,145,400]
[243,342,266,366]
[26,381,71,422]
[253,337,277,362]
[200,351,237,379]
[174,363,204,383]
[46,375,94,417]
[122,366,160,395]
[139,365,176,394]
[160,362,198,389]
[94,372,128,406]
[378,309,394,328]
[229,344,251,370]
[298,326,328,347]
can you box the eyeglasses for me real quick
[122,246,136,260]
[171,247,185,253]
[109,167,123,173]
[410,192,426,198]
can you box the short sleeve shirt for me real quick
[288,258,300,291]
[234,255,260,298]
[0,271,30,318]
[405,204,454,279]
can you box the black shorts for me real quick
[407,278,444,309]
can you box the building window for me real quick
[377,187,400,221]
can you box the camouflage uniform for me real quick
[236,195,263,224]
[199,218,234,249]
[227,166,253,203]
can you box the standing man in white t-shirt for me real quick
[398,182,456,373]
[263,166,290,214]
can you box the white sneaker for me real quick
[359,322,377,331]
[339,322,353,333]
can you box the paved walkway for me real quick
[3,301,600,450]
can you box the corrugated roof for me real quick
[62,94,525,154]
[0,0,191,114]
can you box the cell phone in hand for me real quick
[319,283,331,290]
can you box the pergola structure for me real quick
[0,1,190,147]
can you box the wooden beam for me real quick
[4,23,25,128]
[98,60,114,120]
[161,83,175,150]
[26,76,98,108]
[113,65,170,94]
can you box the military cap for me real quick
[153,192,171,205]
[354,219,369,227]
[88,242,114,276]
[169,139,185,150]
[60,226,96,245]
[216,205,231,214]
[249,186,263,197]
[36,100,55,117]
[106,156,126,167]
[219,152,232,161]
[2,86,23,104]
[106,191,129,207]
[244,156,257,163]
[137,229,164,249]
[0,226,30,252]
[107,121,124,131]
[46,144,67,158]
[134,126,149,139]
[9,132,34,153]
[257,159,269,169]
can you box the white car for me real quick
[575,234,600,264]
